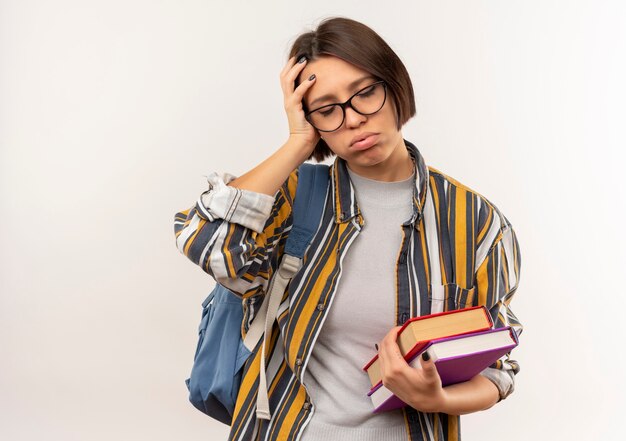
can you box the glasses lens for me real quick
[308,82,386,132]
[351,82,386,115]
[308,104,344,132]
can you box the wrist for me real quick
[408,388,450,414]
[435,376,500,416]
[436,387,452,414]
[286,135,317,160]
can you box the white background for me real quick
[1,1,625,440]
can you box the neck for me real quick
[346,136,414,182]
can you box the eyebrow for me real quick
[309,75,375,108]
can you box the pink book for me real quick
[367,326,519,413]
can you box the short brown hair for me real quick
[289,17,416,162]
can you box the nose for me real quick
[344,104,366,129]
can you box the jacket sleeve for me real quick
[174,170,298,299]
[474,203,523,402]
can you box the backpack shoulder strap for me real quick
[284,162,330,258]
[243,163,330,344]
[244,162,329,420]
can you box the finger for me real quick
[291,73,316,104]
[377,326,405,377]
[279,56,296,94]
[279,56,298,94]
[280,56,296,77]
[380,326,404,361]
[284,57,309,88]
[381,340,403,363]
[379,334,406,379]
[418,350,439,377]
[280,56,308,94]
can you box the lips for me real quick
[350,133,380,151]
[350,132,379,146]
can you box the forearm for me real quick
[439,374,500,415]
[227,136,314,196]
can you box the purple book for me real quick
[367,326,519,413]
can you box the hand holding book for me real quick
[364,306,493,387]
[366,307,519,413]
[375,325,448,413]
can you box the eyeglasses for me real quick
[305,80,387,132]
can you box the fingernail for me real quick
[298,56,307,64]
[309,74,316,81]
[422,352,430,361]
[375,343,379,351]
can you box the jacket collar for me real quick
[330,138,429,229]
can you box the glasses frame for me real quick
[304,80,388,133]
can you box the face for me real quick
[299,55,411,181]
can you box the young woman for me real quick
[175,17,522,441]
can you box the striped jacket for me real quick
[174,139,523,441]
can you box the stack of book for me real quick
[361,306,519,413]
